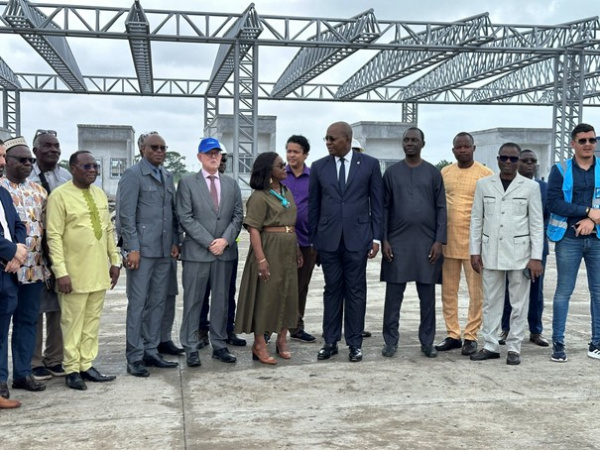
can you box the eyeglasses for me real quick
[576,137,597,145]
[79,163,100,171]
[520,158,537,164]
[34,129,57,138]
[7,155,36,164]
[274,162,286,169]
[147,144,168,152]
[497,155,520,163]
[323,136,339,142]
[204,151,221,158]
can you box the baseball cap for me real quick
[198,137,222,154]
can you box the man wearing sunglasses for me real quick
[0,137,49,394]
[470,142,544,366]
[29,130,71,381]
[547,123,600,363]
[117,133,180,377]
[46,151,121,390]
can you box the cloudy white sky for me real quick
[1,0,599,170]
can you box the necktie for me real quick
[209,175,219,210]
[338,157,346,193]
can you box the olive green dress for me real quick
[235,188,299,334]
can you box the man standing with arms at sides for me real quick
[0,139,27,405]
[46,151,121,390]
[118,132,180,377]
[310,121,383,362]
[499,150,550,347]
[0,137,48,394]
[547,123,600,362]
[177,138,243,367]
[29,130,71,380]
[281,135,317,343]
[470,143,543,365]
[381,127,446,358]
[435,132,492,356]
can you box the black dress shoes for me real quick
[0,381,9,399]
[461,339,478,356]
[143,353,179,368]
[187,352,201,367]
[498,330,508,345]
[197,330,210,350]
[382,344,397,358]
[530,333,549,347]
[212,348,237,363]
[158,340,185,355]
[12,375,46,391]
[226,332,247,347]
[507,351,521,365]
[434,337,462,352]
[127,361,150,378]
[470,349,501,361]
[361,331,372,338]
[80,367,116,382]
[65,373,87,391]
[349,346,363,362]
[317,343,338,360]
[421,345,438,358]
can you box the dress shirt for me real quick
[335,149,353,184]
[201,169,221,203]
[282,164,310,247]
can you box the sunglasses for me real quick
[147,144,168,152]
[34,129,57,138]
[497,155,519,163]
[79,163,100,171]
[7,155,36,164]
[274,162,286,169]
[576,137,597,145]
[520,158,537,164]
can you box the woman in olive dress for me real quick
[235,152,303,364]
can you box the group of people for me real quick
[1,120,599,408]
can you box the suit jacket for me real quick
[176,171,243,262]
[117,160,178,258]
[470,173,544,270]
[0,186,26,263]
[309,151,383,253]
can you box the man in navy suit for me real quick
[0,140,28,401]
[309,121,383,362]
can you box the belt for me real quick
[263,226,295,233]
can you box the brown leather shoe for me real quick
[0,396,21,409]
[530,333,549,347]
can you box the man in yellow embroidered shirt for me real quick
[46,151,121,390]
[435,132,493,356]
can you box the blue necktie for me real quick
[338,157,346,193]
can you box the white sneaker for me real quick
[587,342,600,360]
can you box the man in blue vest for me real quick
[547,123,600,362]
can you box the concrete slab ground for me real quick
[2,235,598,449]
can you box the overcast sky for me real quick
[1,0,599,170]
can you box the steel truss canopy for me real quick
[1,0,600,163]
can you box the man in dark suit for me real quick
[309,121,383,362]
[117,133,180,377]
[0,140,28,402]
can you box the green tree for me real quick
[134,151,190,182]
[58,160,70,172]
[435,159,452,170]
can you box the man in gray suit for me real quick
[469,143,544,365]
[117,133,180,377]
[177,138,243,367]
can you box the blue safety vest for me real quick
[547,158,600,242]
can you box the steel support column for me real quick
[3,89,20,136]
[402,103,418,124]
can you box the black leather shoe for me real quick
[212,348,237,363]
[470,349,501,361]
[421,345,438,358]
[127,361,150,378]
[80,367,116,382]
[0,381,9,399]
[197,330,210,350]
[158,340,185,355]
[382,344,397,358]
[143,353,179,368]
[349,346,363,362]
[187,352,201,367]
[461,339,478,356]
[361,331,372,338]
[226,332,247,347]
[434,337,462,352]
[290,330,317,343]
[12,375,46,391]
[498,330,508,345]
[65,372,87,391]
[507,351,521,365]
[530,333,549,347]
[317,343,338,360]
